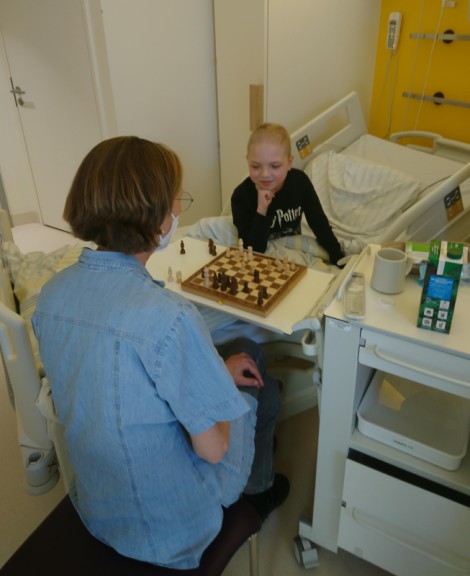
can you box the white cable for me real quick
[402,0,426,132]
[385,53,400,139]
[413,1,445,130]
[372,51,393,138]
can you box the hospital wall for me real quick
[1,2,381,228]
[369,0,470,144]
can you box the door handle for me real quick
[9,85,25,106]
[10,86,25,95]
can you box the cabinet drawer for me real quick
[359,329,470,396]
[338,459,470,576]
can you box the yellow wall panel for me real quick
[370,0,470,145]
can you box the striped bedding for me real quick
[304,151,422,254]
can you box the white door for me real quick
[0,0,103,231]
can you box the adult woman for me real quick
[32,137,288,569]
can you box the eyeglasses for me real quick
[176,190,194,213]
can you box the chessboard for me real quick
[180,247,307,317]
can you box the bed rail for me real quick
[381,160,470,242]
[390,131,470,164]
[290,91,367,170]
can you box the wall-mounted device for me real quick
[387,12,402,50]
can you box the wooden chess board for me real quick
[181,248,307,317]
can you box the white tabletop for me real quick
[146,237,336,335]
[326,244,470,359]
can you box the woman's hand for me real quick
[224,352,264,388]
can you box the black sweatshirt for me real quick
[231,168,344,265]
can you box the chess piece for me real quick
[176,270,182,283]
[257,291,263,306]
[167,267,174,282]
[243,281,250,293]
[230,276,238,295]
[203,266,210,287]
[208,239,217,256]
[253,269,260,283]
[180,240,185,254]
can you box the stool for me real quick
[0,496,262,576]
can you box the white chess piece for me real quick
[203,266,210,287]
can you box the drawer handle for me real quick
[371,345,469,388]
[350,508,470,572]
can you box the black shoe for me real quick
[243,474,290,521]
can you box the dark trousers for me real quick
[217,338,280,494]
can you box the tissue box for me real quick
[417,240,466,334]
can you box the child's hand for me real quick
[256,188,274,215]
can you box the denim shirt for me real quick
[32,248,256,569]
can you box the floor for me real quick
[1,223,392,574]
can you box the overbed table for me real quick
[146,236,337,336]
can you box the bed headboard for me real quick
[289,91,368,170]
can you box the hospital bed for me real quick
[0,214,77,494]
[289,91,470,253]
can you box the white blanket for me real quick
[305,151,422,253]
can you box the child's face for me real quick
[247,140,293,195]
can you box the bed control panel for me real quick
[387,12,402,50]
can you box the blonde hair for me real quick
[247,123,292,157]
[64,136,182,254]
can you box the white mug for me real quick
[370,248,412,294]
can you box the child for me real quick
[231,122,344,265]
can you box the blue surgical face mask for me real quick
[156,213,179,251]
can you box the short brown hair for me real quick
[247,123,292,157]
[64,136,182,254]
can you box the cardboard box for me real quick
[417,240,467,334]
